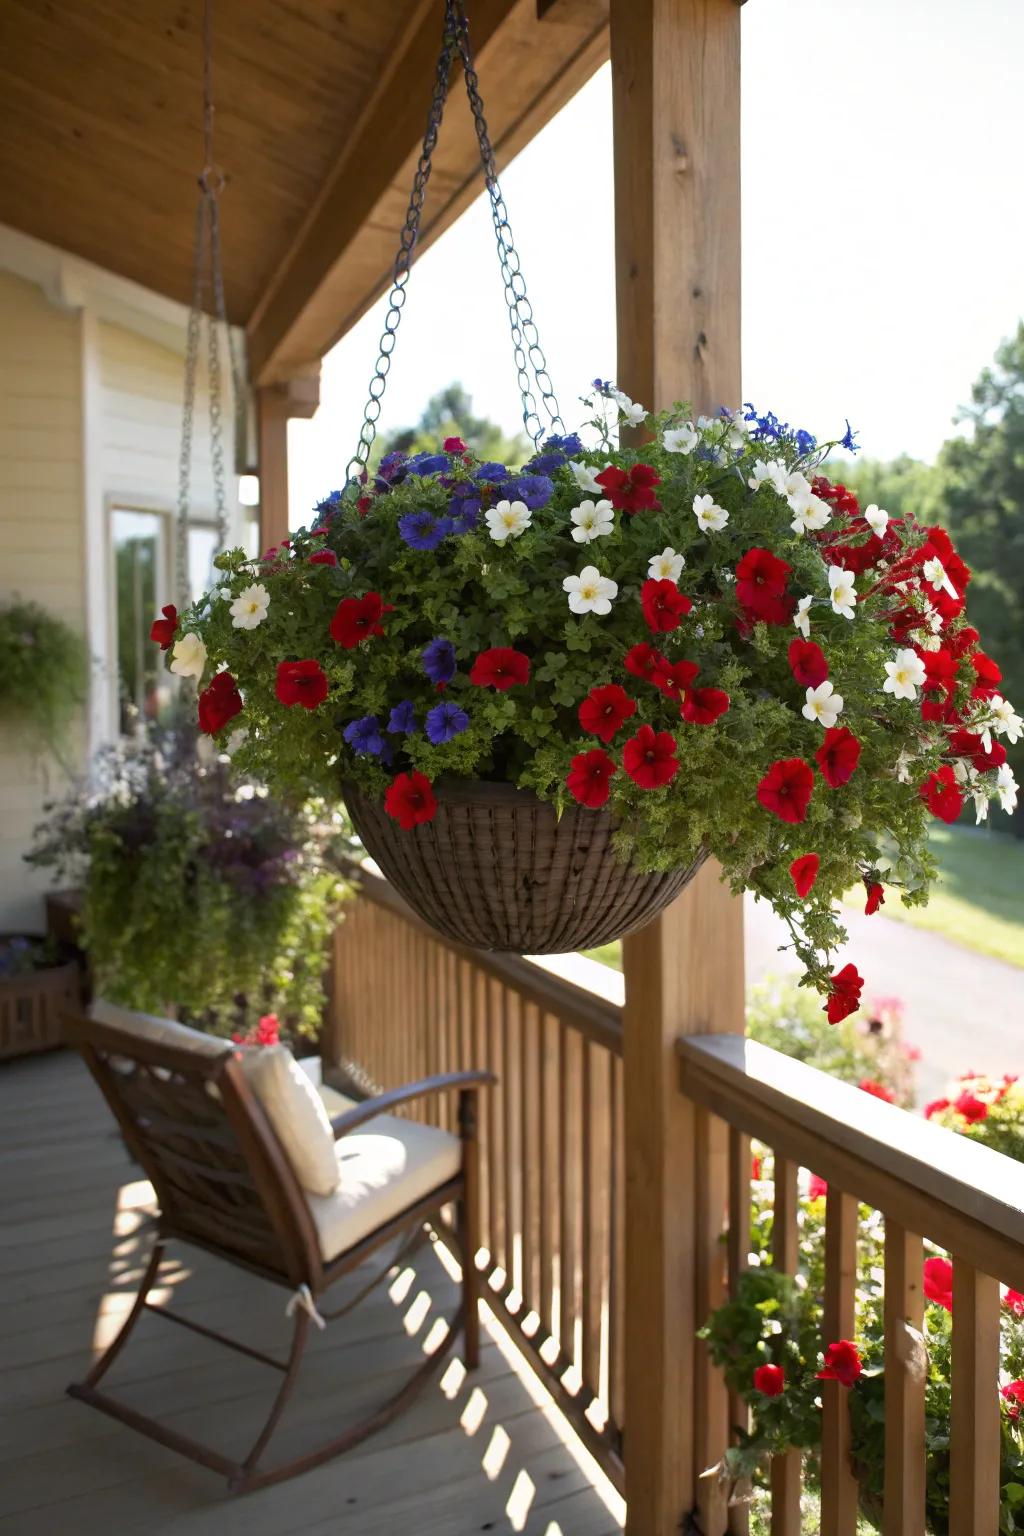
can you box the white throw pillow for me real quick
[237,1045,341,1198]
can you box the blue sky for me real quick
[289,0,1024,521]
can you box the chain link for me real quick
[345,0,563,483]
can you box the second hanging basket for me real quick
[343,778,705,953]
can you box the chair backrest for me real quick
[65,1011,323,1289]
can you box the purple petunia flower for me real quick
[398,509,451,552]
[343,715,385,756]
[388,700,417,735]
[475,462,508,483]
[425,702,469,745]
[422,638,456,686]
[449,495,481,534]
[405,452,449,477]
[499,474,553,509]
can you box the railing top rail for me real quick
[339,858,623,1055]
[679,1034,1024,1288]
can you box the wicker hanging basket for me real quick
[343,779,705,954]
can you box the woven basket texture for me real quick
[343,780,705,953]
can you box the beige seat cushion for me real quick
[89,998,229,1059]
[236,1045,341,1199]
[306,1112,462,1263]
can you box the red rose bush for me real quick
[158,387,1018,1008]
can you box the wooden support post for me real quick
[612,2,742,1533]
[256,370,321,552]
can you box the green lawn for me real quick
[586,825,1024,972]
[844,823,1024,968]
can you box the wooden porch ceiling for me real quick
[0,0,608,384]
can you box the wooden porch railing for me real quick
[679,1035,1024,1536]
[325,866,626,1491]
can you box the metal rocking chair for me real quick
[64,1011,493,1494]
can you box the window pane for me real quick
[188,525,219,604]
[112,509,165,736]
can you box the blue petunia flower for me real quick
[523,451,565,475]
[742,403,789,444]
[398,509,452,552]
[499,474,553,509]
[449,496,481,534]
[388,700,417,735]
[425,702,469,745]
[422,638,456,686]
[840,419,860,454]
[343,715,385,756]
[543,432,583,456]
[794,429,817,455]
[591,378,614,395]
[475,461,508,483]
[405,452,449,477]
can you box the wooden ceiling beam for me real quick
[246,0,609,386]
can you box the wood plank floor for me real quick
[0,1051,625,1536]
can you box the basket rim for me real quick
[345,777,554,811]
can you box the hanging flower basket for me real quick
[343,777,705,952]
[153,0,1019,999]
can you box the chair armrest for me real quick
[330,1070,496,1140]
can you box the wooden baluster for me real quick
[487,976,506,1285]
[560,1024,582,1369]
[608,1049,626,1447]
[521,998,540,1324]
[726,1128,751,1536]
[503,988,521,1304]
[821,1189,858,1534]
[695,1103,731,1536]
[471,963,490,1256]
[770,1156,801,1536]
[538,1010,558,1345]
[950,1259,1001,1534]
[883,1224,925,1536]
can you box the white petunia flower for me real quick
[990,695,1023,745]
[973,788,990,824]
[864,503,889,537]
[793,595,814,639]
[563,566,618,616]
[570,499,615,544]
[802,680,844,729]
[229,582,271,630]
[693,493,729,533]
[648,547,685,582]
[895,750,914,784]
[767,461,791,495]
[789,494,831,536]
[883,647,927,701]
[485,499,532,543]
[170,632,207,681]
[921,555,959,600]
[747,459,780,491]
[828,565,858,620]
[663,424,699,455]
[569,460,605,495]
[781,470,812,506]
[613,390,647,427]
[997,763,1019,815]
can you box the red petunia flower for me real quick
[789,853,820,898]
[567,748,618,808]
[954,1090,988,1124]
[150,603,178,650]
[1003,1381,1024,1421]
[923,1256,953,1312]
[752,1363,785,1397]
[1004,1290,1024,1318]
[625,642,666,682]
[383,771,437,831]
[356,495,372,517]
[595,462,661,514]
[924,1097,951,1120]
[330,592,391,648]
[817,1340,862,1387]
[443,436,467,453]
[787,638,829,689]
[680,687,730,725]
[825,963,863,1024]
[920,764,963,824]
[641,579,692,633]
[309,548,338,567]
[736,548,792,621]
[751,1152,763,1180]
[971,650,1003,688]
[808,1173,829,1200]
[578,684,636,744]
[864,881,885,916]
[650,656,699,701]
[256,1013,280,1046]
[469,647,531,690]
[757,758,815,823]
[622,724,679,789]
[815,727,862,788]
[276,659,329,710]
[860,1077,895,1103]
[197,671,243,735]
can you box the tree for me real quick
[372,382,528,467]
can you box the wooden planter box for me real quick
[0,938,83,1061]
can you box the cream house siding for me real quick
[0,270,85,929]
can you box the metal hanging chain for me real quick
[177,0,244,607]
[346,0,563,484]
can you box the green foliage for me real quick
[746,978,917,1106]
[167,389,1012,1002]
[0,597,87,764]
[27,724,347,1041]
[372,383,528,468]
